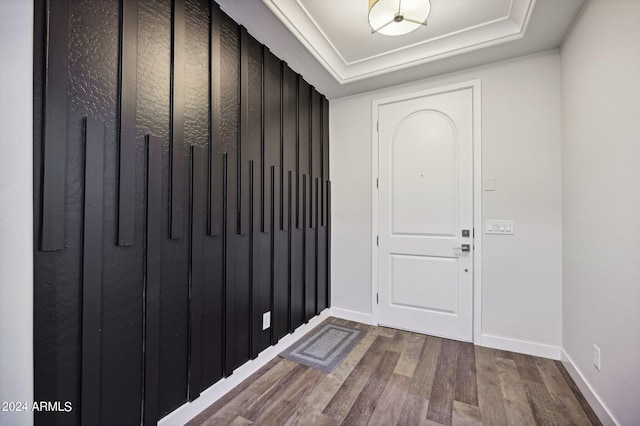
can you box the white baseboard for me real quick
[560,350,617,426]
[330,307,375,325]
[158,309,331,426]
[479,334,562,360]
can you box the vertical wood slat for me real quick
[40,0,70,251]
[287,170,293,332]
[248,160,255,357]
[322,97,329,227]
[304,86,318,320]
[268,161,283,343]
[221,152,228,374]
[310,89,321,230]
[260,53,266,236]
[209,3,222,236]
[239,28,249,235]
[278,64,284,233]
[143,134,161,426]
[117,0,137,246]
[303,173,316,322]
[170,0,185,239]
[308,91,313,231]
[316,177,327,312]
[189,145,206,401]
[281,65,296,232]
[327,180,331,307]
[295,75,299,230]
[314,178,320,232]
[240,30,270,358]
[289,171,304,331]
[81,117,105,426]
[269,165,276,344]
[288,71,304,330]
[297,78,310,230]
[314,177,320,314]
[263,48,281,232]
[222,14,251,372]
[302,173,307,320]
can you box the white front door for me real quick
[377,87,474,342]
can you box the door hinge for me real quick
[377,120,379,131]
[376,178,379,189]
[376,293,379,304]
[473,228,475,238]
[376,235,379,246]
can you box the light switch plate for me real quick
[485,220,514,235]
[262,311,271,330]
[483,177,496,191]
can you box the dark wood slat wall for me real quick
[322,97,329,226]
[298,78,311,230]
[327,181,332,307]
[318,95,330,311]
[310,89,322,314]
[202,3,224,392]
[241,29,271,359]
[209,2,222,236]
[221,12,250,377]
[80,117,105,426]
[40,0,69,252]
[117,0,138,246]
[144,134,162,426]
[298,80,317,322]
[264,49,288,343]
[33,1,330,425]
[280,65,297,337]
[189,145,206,401]
[317,179,327,313]
[287,68,305,331]
[200,153,224,386]
[263,49,280,234]
[311,89,322,230]
[239,27,251,236]
[170,0,185,239]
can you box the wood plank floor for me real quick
[186,317,601,426]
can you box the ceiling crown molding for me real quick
[262,0,536,84]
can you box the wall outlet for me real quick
[262,311,271,330]
[593,344,601,371]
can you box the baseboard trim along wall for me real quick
[158,309,331,426]
[329,307,375,325]
[479,334,562,360]
[561,350,617,426]
[330,307,563,360]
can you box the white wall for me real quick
[330,51,563,356]
[0,1,34,425]
[561,1,640,424]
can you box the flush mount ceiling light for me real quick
[368,0,431,36]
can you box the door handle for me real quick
[453,244,471,252]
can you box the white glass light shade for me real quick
[368,0,431,36]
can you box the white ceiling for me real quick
[299,0,513,65]
[265,0,533,83]
[216,0,587,99]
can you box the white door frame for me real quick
[371,80,483,344]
